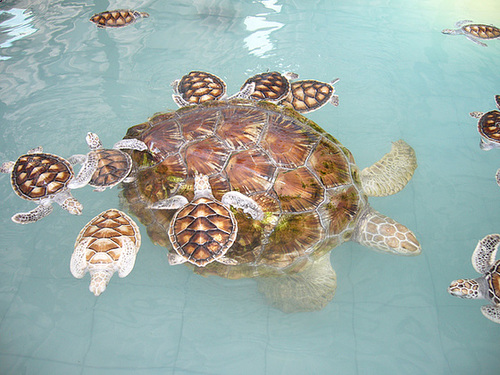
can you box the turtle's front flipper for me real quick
[150,195,189,210]
[465,35,487,47]
[68,152,98,189]
[481,305,500,324]
[360,140,417,197]
[352,206,421,256]
[496,169,500,187]
[67,154,87,165]
[471,234,500,274]
[228,82,255,100]
[257,254,337,313]
[12,203,54,224]
[0,161,14,174]
[113,138,148,151]
[221,191,264,220]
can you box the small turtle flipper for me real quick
[168,252,188,265]
[465,34,487,47]
[360,140,417,197]
[70,238,90,279]
[471,234,500,274]
[221,191,264,220]
[172,94,191,108]
[496,169,500,187]
[352,206,421,256]
[257,254,337,313]
[227,82,256,100]
[117,237,138,277]
[150,195,189,210]
[67,154,87,165]
[12,203,54,224]
[481,305,500,324]
[456,20,474,27]
[68,152,98,189]
[0,161,14,174]
[113,138,148,151]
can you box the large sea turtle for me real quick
[120,99,421,312]
[448,234,500,324]
[442,20,500,47]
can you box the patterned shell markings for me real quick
[464,24,500,39]
[12,153,73,201]
[122,100,366,278]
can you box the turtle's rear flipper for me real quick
[257,254,336,313]
[481,305,500,324]
[360,140,417,197]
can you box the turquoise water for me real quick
[1,0,499,373]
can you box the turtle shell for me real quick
[169,196,237,266]
[175,71,226,105]
[122,99,365,279]
[283,80,336,114]
[89,149,132,188]
[486,260,500,304]
[10,152,73,201]
[241,72,291,103]
[75,209,141,266]
[477,110,500,144]
[89,9,148,28]
[463,24,500,39]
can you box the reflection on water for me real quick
[244,0,283,57]
[0,8,37,60]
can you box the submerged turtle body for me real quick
[90,9,149,28]
[122,99,420,312]
[442,21,500,46]
[70,209,141,296]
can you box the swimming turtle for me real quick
[121,99,421,312]
[442,20,500,47]
[282,79,340,114]
[0,147,97,223]
[240,71,298,103]
[90,9,149,28]
[172,71,255,107]
[69,132,148,192]
[70,209,141,296]
[448,234,500,324]
[470,95,500,151]
[151,174,263,267]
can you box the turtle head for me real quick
[86,132,103,150]
[448,278,483,300]
[441,28,456,35]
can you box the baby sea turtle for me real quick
[90,9,149,28]
[121,99,421,312]
[0,147,97,224]
[448,234,500,324]
[70,209,141,296]
[470,95,500,151]
[240,71,298,103]
[69,132,147,192]
[151,174,263,267]
[282,79,340,114]
[172,71,254,107]
[442,20,500,47]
